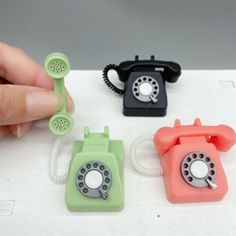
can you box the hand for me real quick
[0,42,74,138]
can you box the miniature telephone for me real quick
[129,119,236,203]
[103,56,181,116]
[65,127,124,212]
[44,53,73,135]
[50,127,124,212]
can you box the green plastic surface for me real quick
[65,127,124,212]
[44,52,70,79]
[44,53,73,135]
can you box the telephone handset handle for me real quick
[154,121,236,155]
[118,57,181,83]
[44,53,73,135]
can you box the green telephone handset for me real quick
[44,52,73,135]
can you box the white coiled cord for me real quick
[129,134,163,177]
[49,137,68,184]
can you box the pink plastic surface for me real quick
[153,119,236,203]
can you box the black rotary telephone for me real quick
[103,55,181,116]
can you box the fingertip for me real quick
[9,122,32,138]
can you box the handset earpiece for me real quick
[44,52,73,135]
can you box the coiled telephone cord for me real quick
[102,64,124,95]
[129,134,163,177]
[49,137,68,184]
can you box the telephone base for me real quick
[123,72,168,117]
[123,106,166,117]
[65,127,124,212]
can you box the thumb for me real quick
[0,85,62,125]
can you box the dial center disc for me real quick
[190,160,209,179]
[139,82,153,96]
[84,170,103,189]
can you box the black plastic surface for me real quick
[123,71,167,117]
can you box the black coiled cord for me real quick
[102,64,124,95]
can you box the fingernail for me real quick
[10,122,32,138]
[26,91,61,118]
[17,122,31,138]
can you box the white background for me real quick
[0,70,236,235]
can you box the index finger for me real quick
[0,42,53,89]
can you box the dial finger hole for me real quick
[86,164,91,169]
[184,171,189,176]
[78,175,83,180]
[93,163,98,168]
[99,165,105,171]
[210,163,214,168]
[102,185,107,190]
[199,153,204,158]
[210,170,215,175]
[192,153,197,159]
[184,163,188,168]
[188,176,193,182]
[83,188,88,193]
[187,157,191,162]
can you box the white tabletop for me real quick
[1,70,236,236]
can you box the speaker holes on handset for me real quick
[49,60,66,74]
